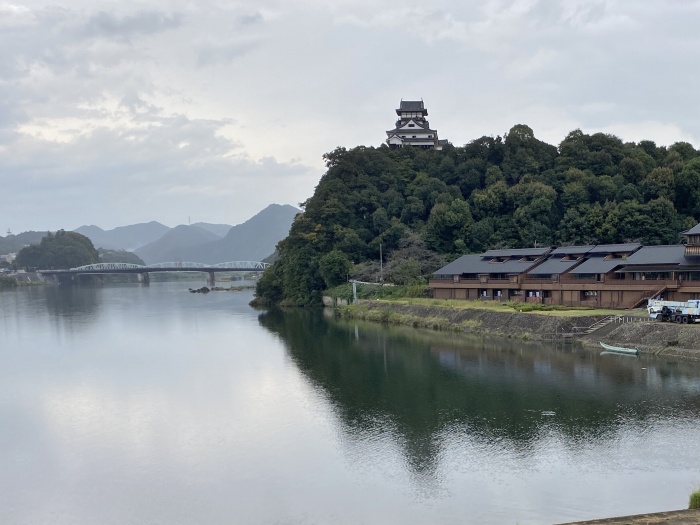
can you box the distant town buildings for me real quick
[386,100,448,150]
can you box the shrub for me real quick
[689,489,700,509]
[0,275,16,288]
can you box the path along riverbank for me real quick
[557,508,700,524]
[337,300,700,362]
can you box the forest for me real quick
[255,125,700,306]
[15,230,99,270]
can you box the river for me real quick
[1,281,700,524]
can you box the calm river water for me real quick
[2,282,700,524]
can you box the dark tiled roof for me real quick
[569,257,625,275]
[399,100,424,111]
[433,254,542,276]
[433,254,481,275]
[386,126,437,135]
[621,245,686,266]
[527,258,582,275]
[588,243,641,254]
[551,245,595,256]
[482,247,550,257]
[682,223,700,235]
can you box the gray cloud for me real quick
[238,12,264,26]
[1,0,699,233]
[0,110,313,231]
[196,39,259,66]
[83,10,182,41]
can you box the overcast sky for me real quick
[2,0,699,232]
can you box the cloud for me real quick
[0,104,314,230]
[2,0,700,233]
[196,39,259,66]
[83,10,182,40]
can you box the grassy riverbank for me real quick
[336,298,700,361]
[337,299,612,341]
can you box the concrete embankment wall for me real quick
[7,272,45,285]
[339,300,700,361]
[586,322,700,361]
[339,300,605,340]
[322,295,349,307]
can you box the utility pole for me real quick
[380,243,383,282]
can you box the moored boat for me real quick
[599,341,640,356]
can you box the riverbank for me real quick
[558,508,700,524]
[337,299,700,361]
[0,272,45,287]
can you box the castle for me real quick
[386,100,448,150]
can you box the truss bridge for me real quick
[39,261,270,285]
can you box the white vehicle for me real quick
[647,299,700,323]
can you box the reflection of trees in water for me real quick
[44,285,102,330]
[258,308,700,477]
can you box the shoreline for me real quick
[337,299,700,362]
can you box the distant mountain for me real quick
[74,222,171,251]
[71,204,298,264]
[0,231,49,254]
[134,225,221,264]
[191,222,232,237]
[160,204,300,264]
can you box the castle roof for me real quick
[399,100,425,112]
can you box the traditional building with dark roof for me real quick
[386,100,448,150]
[429,226,700,308]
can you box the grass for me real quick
[341,303,481,332]
[325,283,430,303]
[690,489,700,509]
[367,297,644,318]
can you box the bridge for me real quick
[39,261,270,285]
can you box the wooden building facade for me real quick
[430,226,700,309]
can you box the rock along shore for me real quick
[338,300,700,362]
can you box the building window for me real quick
[408,124,415,127]
[413,135,417,138]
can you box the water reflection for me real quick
[3,285,700,524]
[44,285,103,332]
[258,308,700,478]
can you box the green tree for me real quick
[424,199,473,254]
[98,249,145,265]
[318,250,352,288]
[675,158,700,216]
[15,230,99,270]
[642,167,675,201]
[387,258,423,285]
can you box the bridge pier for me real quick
[138,272,150,285]
[207,272,216,287]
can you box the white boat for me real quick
[599,341,640,356]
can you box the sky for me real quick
[2,0,700,233]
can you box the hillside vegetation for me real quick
[255,125,700,306]
[15,230,99,270]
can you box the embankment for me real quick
[1,272,45,286]
[583,322,700,361]
[338,300,700,361]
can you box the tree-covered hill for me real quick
[15,230,99,270]
[256,125,700,306]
